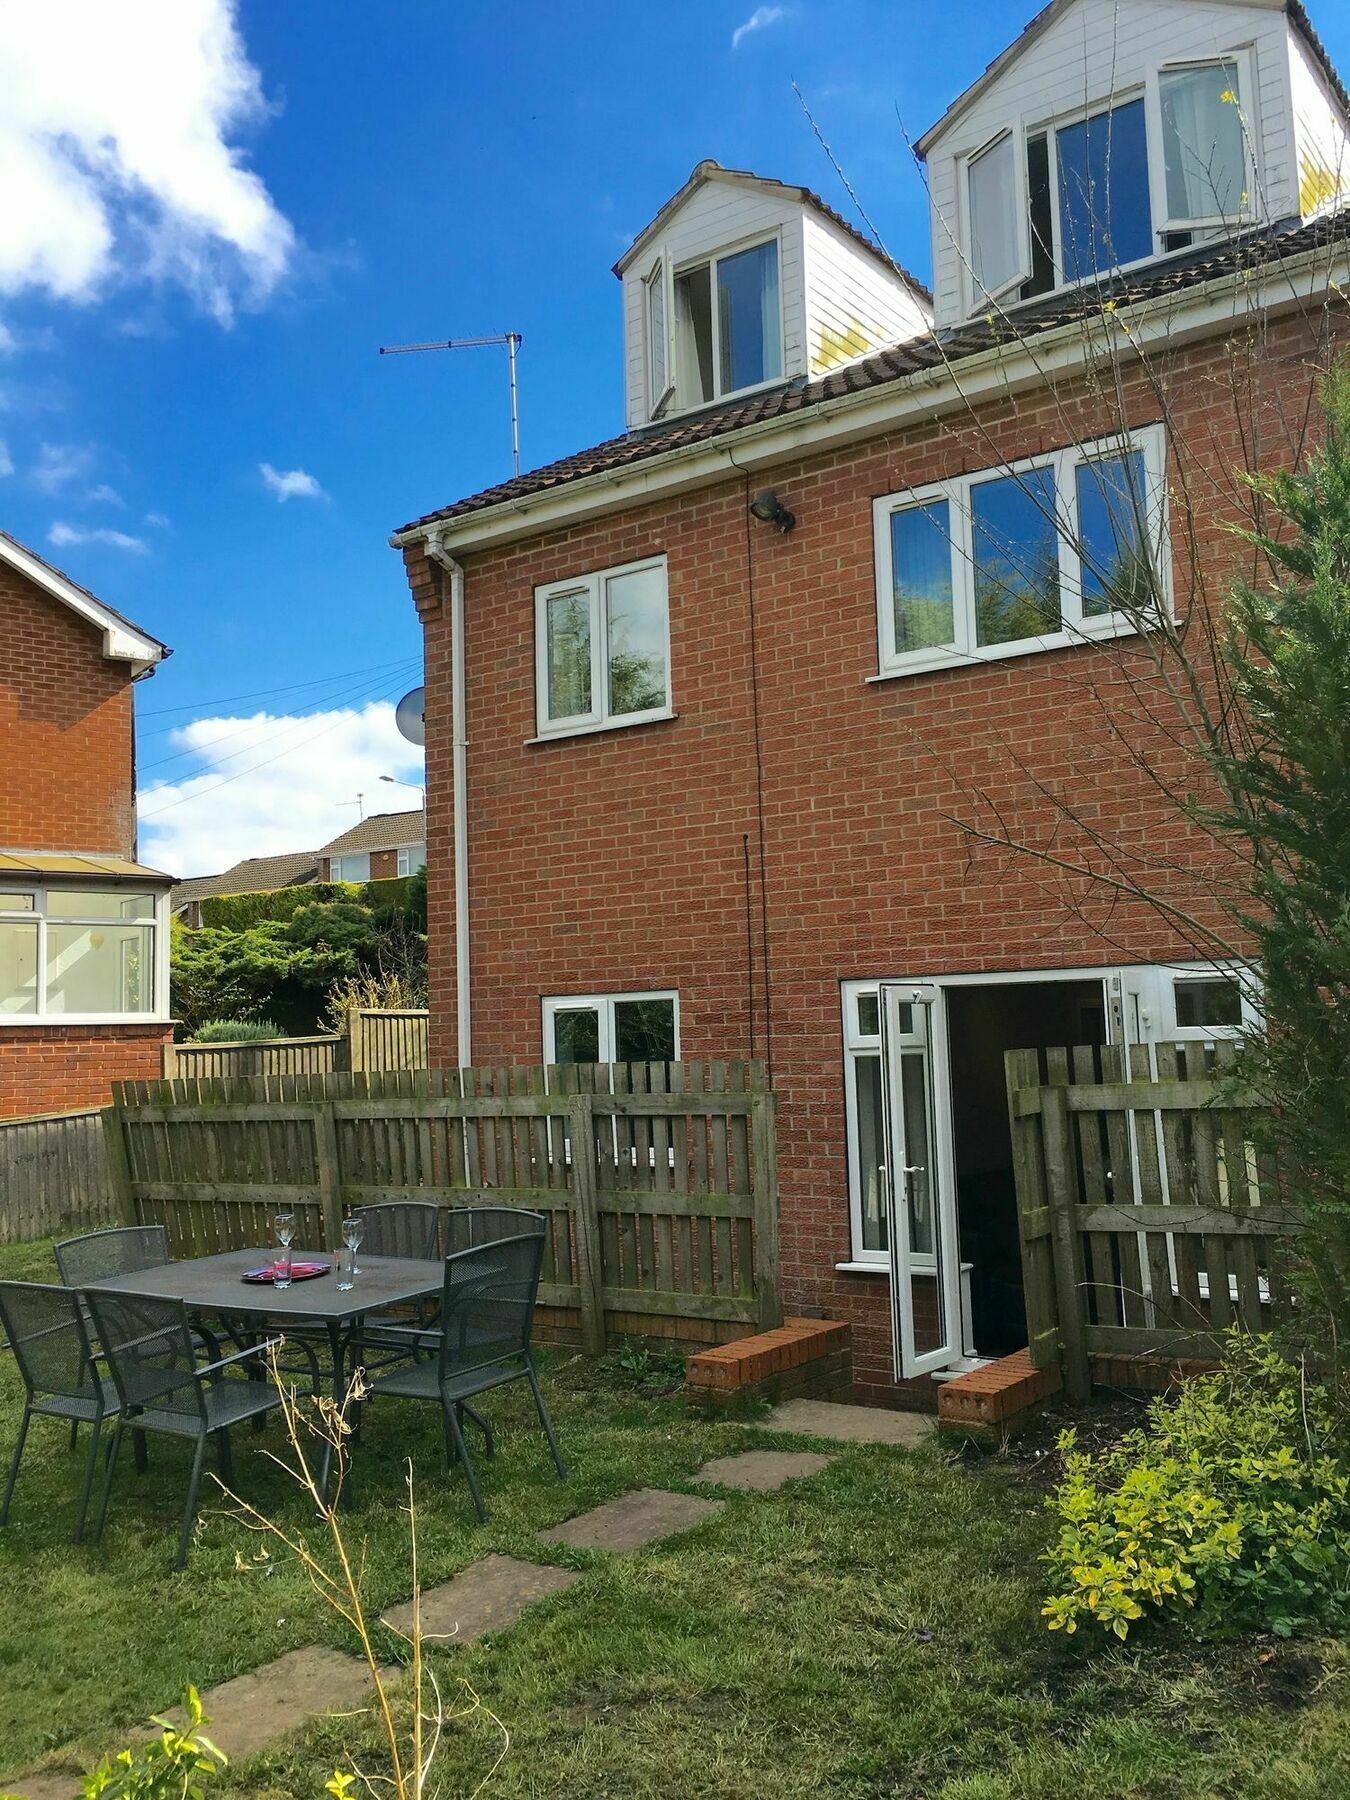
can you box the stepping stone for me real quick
[540,1487,722,1552]
[694,1449,834,1491]
[382,1553,577,1646]
[761,1398,935,1447]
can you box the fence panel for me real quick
[1006,1042,1302,1399]
[105,1059,778,1352]
[0,1109,114,1245]
[162,1010,430,1082]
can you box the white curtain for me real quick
[1161,62,1243,221]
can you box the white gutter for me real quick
[391,238,1350,559]
[423,528,472,1067]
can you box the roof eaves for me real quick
[0,527,169,669]
[1288,0,1350,118]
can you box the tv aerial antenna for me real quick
[378,332,523,477]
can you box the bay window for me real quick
[535,555,670,738]
[672,237,782,410]
[873,425,1167,677]
[0,887,162,1019]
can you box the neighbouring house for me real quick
[171,851,319,926]
[0,530,172,1119]
[316,810,426,883]
[393,0,1350,1404]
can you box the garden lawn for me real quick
[2,1236,1348,1800]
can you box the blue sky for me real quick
[3,0,1347,876]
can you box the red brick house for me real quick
[393,0,1350,1403]
[0,530,172,1119]
[316,809,426,884]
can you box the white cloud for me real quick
[260,461,327,502]
[0,440,12,478]
[0,325,14,354]
[0,1,294,325]
[33,441,96,492]
[138,699,425,878]
[86,482,124,506]
[48,520,149,554]
[144,510,170,528]
[731,5,785,49]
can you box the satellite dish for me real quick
[395,685,426,746]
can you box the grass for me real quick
[1,1235,1348,1799]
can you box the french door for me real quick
[879,984,962,1379]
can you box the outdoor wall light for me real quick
[749,489,796,533]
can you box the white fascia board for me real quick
[393,242,1350,558]
[0,537,166,672]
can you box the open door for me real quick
[880,984,961,1378]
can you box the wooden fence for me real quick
[104,1059,780,1353]
[1007,1041,1301,1401]
[0,1108,115,1245]
[162,1009,429,1081]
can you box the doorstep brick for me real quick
[685,1318,852,1410]
[937,1349,1062,1439]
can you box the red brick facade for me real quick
[406,309,1346,1401]
[1,556,170,1119]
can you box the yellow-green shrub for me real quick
[1042,1335,1350,1641]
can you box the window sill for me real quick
[527,708,677,746]
[869,614,1149,682]
[0,1015,170,1028]
[835,1260,888,1275]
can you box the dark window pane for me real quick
[674,265,714,407]
[1076,450,1153,616]
[891,501,955,653]
[717,241,781,393]
[1022,132,1056,298]
[856,993,880,1037]
[971,467,1061,646]
[854,1053,887,1253]
[1056,98,1152,282]
[553,1007,600,1064]
[1175,978,1243,1029]
[613,998,676,1063]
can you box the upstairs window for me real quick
[645,260,671,416]
[873,425,1167,677]
[1159,61,1246,230]
[673,237,782,409]
[968,132,1023,295]
[1055,97,1152,283]
[535,555,670,738]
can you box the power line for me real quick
[138,656,421,721]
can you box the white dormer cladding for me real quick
[616,163,932,431]
[918,0,1350,328]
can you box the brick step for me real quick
[686,1317,852,1411]
[936,1348,1061,1442]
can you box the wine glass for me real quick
[343,1212,365,1278]
[274,1209,296,1290]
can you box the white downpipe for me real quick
[424,528,471,1066]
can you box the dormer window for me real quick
[672,237,783,409]
[645,260,671,415]
[963,54,1252,308]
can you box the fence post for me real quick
[161,1041,178,1079]
[100,1097,138,1227]
[345,1009,363,1074]
[312,1098,344,1251]
[1040,1082,1091,1403]
[751,1091,782,1328]
[568,1095,606,1355]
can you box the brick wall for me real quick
[407,310,1346,1401]
[0,561,138,855]
[0,1024,171,1120]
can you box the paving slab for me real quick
[761,1398,935,1447]
[4,1646,382,1797]
[540,1487,722,1552]
[383,1553,578,1646]
[694,1449,834,1491]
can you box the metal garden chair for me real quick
[86,1289,285,1570]
[362,1233,565,1521]
[0,1281,117,1544]
[54,1224,173,1289]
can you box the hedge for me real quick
[199,876,417,930]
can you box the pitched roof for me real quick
[395,209,1350,538]
[317,809,425,857]
[612,160,932,303]
[171,852,319,908]
[914,0,1347,156]
[0,527,168,672]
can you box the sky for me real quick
[3,0,1348,879]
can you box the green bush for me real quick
[1042,1335,1350,1642]
[200,877,416,931]
[82,1685,225,1797]
[187,1018,282,1044]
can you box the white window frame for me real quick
[841,981,890,1270]
[962,127,1032,304]
[533,554,672,740]
[0,884,169,1025]
[333,853,371,883]
[645,255,674,419]
[1145,48,1257,237]
[396,845,425,878]
[670,229,786,413]
[542,989,681,1065]
[872,423,1170,680]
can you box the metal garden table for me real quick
[86,1246,444,1502]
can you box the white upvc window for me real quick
[0,886,167,1022]
[1148,53,1254,240]
[534,554,671,739]
[542,990,679,1066]
[645,257,673,418]
[841,981,888,1266]
[872,424,1169,679]
[333,853,371,883]
[396,845,425,878]
[671,233,783,411]
[965,129,1030,299]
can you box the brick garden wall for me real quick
[406,309,1347,1403]
[0,1024,171,1120]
